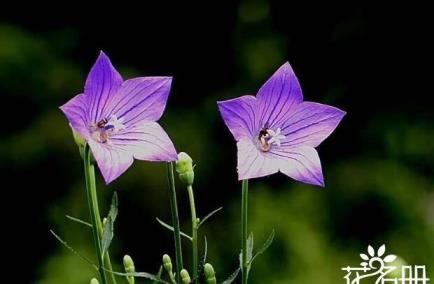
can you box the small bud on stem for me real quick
[163,254,176,283]
[204,263,217,284]
[175,152,194,186]
[123,255,135,284]
[180,269,191,284]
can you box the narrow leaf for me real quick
[360,253,369,261]
[101,192,118,254]
[153,266,163,284]
[250,230,275,264]
[221,268,240,284]
[203,235,208,264]
[198,207,223,227]
[65,215,92,227]
[198,236,208,278]
[247,232,254,262]
[156,218,192,241]
[49,229,97,269]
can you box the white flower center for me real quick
[258,127,286,152]
[90,114,126,143]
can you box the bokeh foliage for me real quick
[1,1,433,283]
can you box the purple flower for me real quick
[218,62,345,186]
[60,51,177,184]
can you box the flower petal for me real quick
[280,102,346,148]
[59,93,90,139]
[217,95,257,141]
[272,146,324,186]
[110,121,177,162]
[256,62,303,130]
[88,139,134,184]
[107,77,172,126]
[85,51,123,122]
[237,138,279,180]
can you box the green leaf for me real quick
[65,214,92,227]
[249,230,275,265]
[198,207,223,227]
[221,268,240,284]
[101,192,118,254]
[49,229,97,269]
[247,232,254,262]
[198,236,208,278]
[156,218,192,241]
[202,235,208,264]
[153,266,163,284]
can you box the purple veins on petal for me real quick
[217,61,345,186]
[60,51,177,184]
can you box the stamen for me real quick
[89,114,126,143]
[258,127,286,152]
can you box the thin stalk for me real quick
[167,162,183,283]
[87,154,117,284]
[84,144,107,284]
[241,179,249,284]
[187,185,198,283]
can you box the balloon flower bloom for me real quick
[60,51,177,183]
[218,62,345,186]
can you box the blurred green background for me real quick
[1,1,432,283]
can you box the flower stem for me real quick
[84,145,117,284]
[187,185,198,283]
[167,162,183,284]
[241,179,249,284]
[84,145,107,284]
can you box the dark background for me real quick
[1,1,433,283]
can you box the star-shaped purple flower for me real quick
[218,62,345,186]
[60,51,177,184]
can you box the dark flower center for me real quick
[258,127,286,152]
[89,115,125,144]
[258,128,271,152]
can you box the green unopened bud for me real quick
[90,278,99,284]
[162,254,173,273]
[204,263,216,284]
[180,269,191,284]
[123,255,135,284]
[175,152,194,186]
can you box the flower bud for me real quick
[90,278,99,284]
[162,254,173,273]
[180,269,191,284]
[175,152,194,186]
[123,255,135,284]
[204,263,217,284]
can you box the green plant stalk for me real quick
[241,179,249,284]
[187,185,199,283]
[84,145,117,284]
[167,162,183,283]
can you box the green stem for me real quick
[84,145,107,284]
[241,179,249,284]
[84,145,117,284]
[167,162,183,283]
[187,185,198,283]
